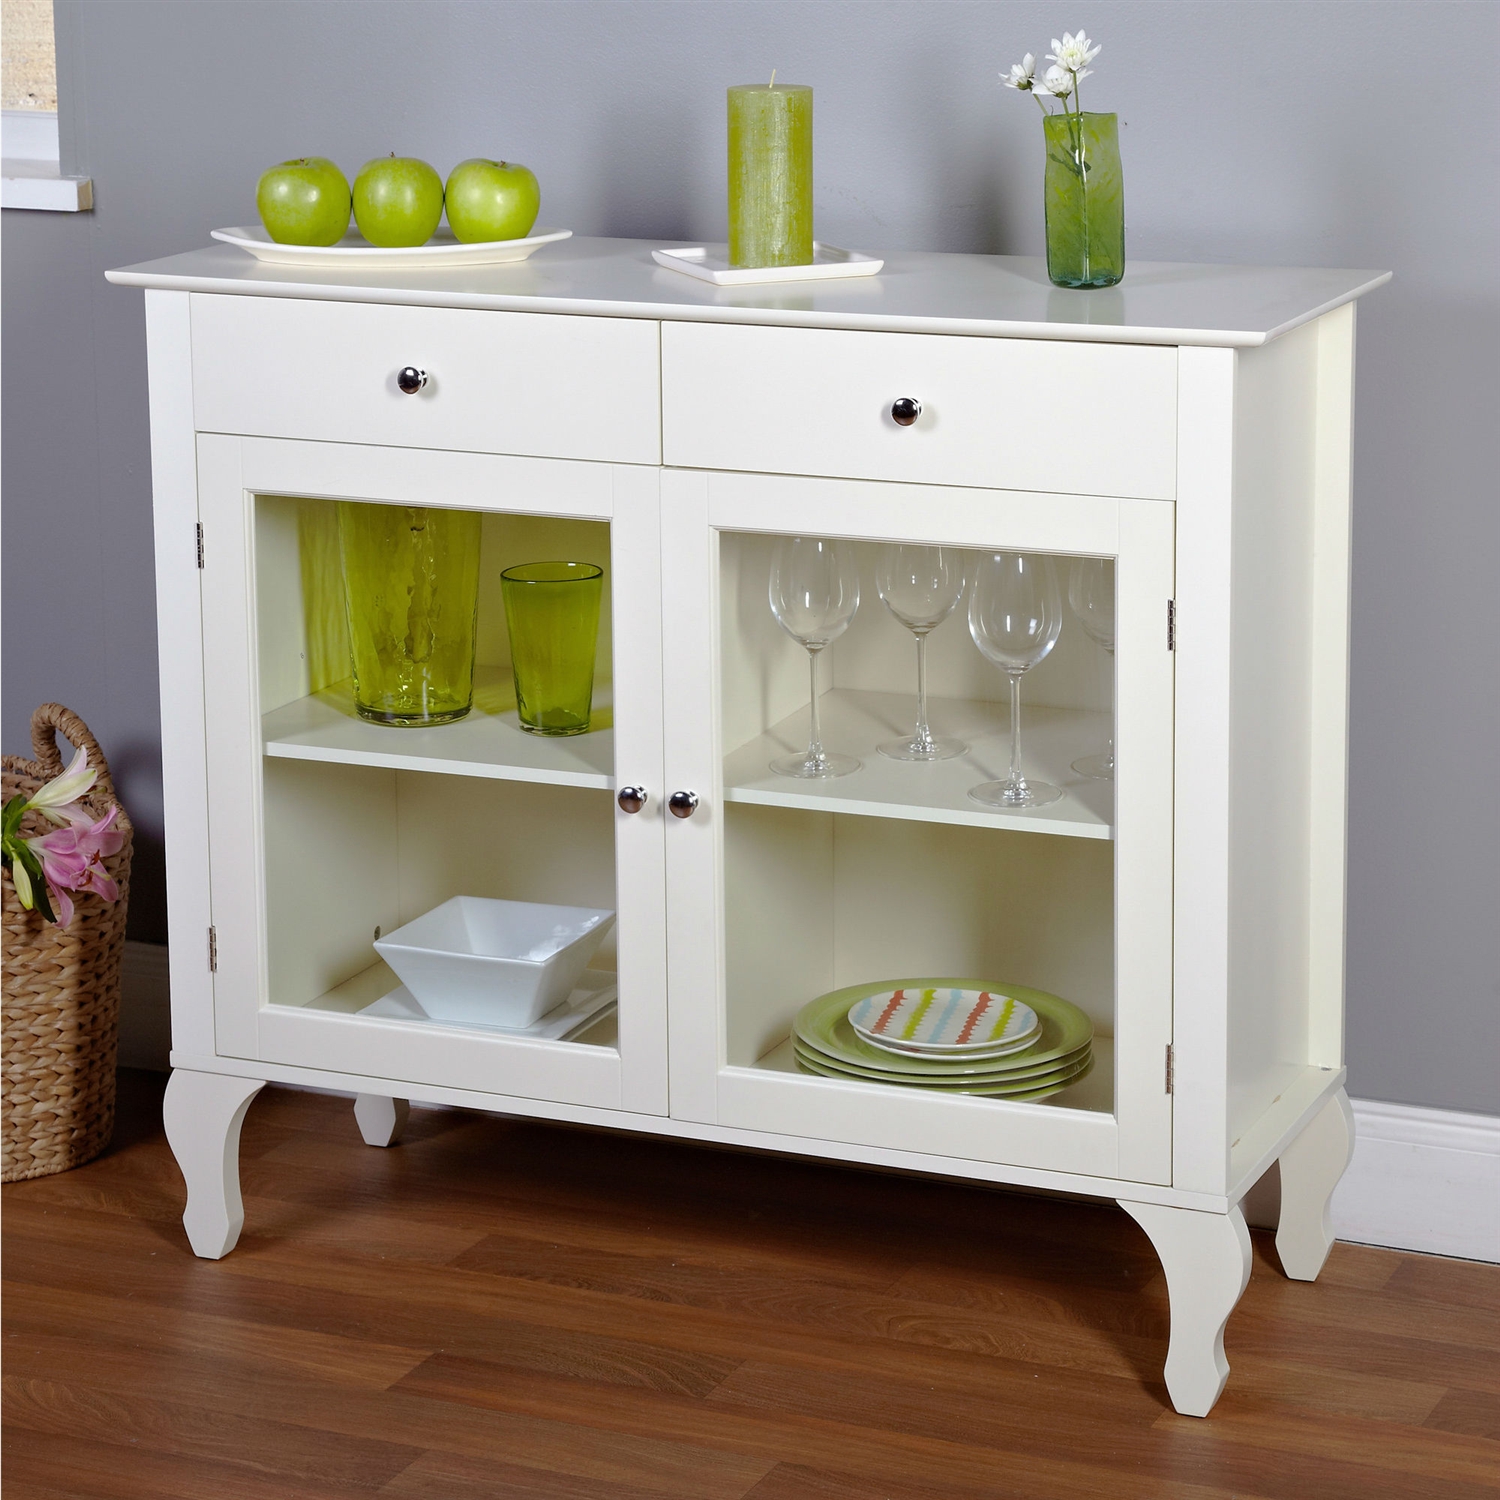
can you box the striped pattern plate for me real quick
[848,987,1040,1057]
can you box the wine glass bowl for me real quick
[768,536,861,778]
[1068,557,1115,780]
[875,544,967,762]
[967,551,1063,809]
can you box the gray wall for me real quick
[4,1,1496,1113]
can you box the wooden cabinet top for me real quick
[108,237,1388,349]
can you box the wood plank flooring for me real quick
[4,1070,1496,1499]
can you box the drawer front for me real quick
[663,322,1176,499]
[192,294,661,464]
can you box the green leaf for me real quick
[2,794,30,839]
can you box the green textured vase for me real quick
[336,501,482,727]
[500,561,604,736]
[1042,111,1125,289]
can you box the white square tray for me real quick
[652,242,883,285]
[359,969,618,1040]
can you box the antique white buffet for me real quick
[108,239,1389,1417]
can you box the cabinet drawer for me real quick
[663,322,1176,499]
[191,294,660,464]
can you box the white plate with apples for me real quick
[211,224,573,269]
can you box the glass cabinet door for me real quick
[662,470,1174,1182]
[197,436,666,1114]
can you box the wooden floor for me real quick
[3,1071,1496,1500]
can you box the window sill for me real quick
[2,159,92,211]
[1,111,90,211]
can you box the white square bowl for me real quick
[373,896,616,1028]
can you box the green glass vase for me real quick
[1042,111,1125,289]
[336,501,482,727]
[500,561,603,736]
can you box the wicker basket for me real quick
[2,704,133,1182]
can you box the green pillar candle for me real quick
[728,81,813,268]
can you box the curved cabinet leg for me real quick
[162,1069,265,1260]
[354,1094,409,1147]
[1275,1087,1355,1282]
[1121,1201,1252,1417]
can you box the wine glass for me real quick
[768,537,861,778]
[967,552,1063,809]
[1068,557,1115,780]
[876,545,968,761]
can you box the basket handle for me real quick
[29,703,119,802]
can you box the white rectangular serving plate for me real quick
[210,225,572,268]
[652,242,883,285]
[358,971,619,1040]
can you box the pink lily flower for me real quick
[26,806,125,927]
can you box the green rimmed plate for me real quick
[795,1046,1094,1100]
[794,978,1093,1078]
[792,1037,1092,1088]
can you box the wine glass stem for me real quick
[913,632,933,751]
[1008,672,1025,791]
[806,647,826,766]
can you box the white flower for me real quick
[1034,64,1075,100]
[1002,53,1037,90]
[26,744,98,825]
[1048,30,1101,73]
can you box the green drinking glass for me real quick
[336,501,482,727]
[1042,111,1125,289]
[500,561,604,736]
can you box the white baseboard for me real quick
[114,946,1498,1261]
[118,940,172,1071]
[1332,1099,1500,1262]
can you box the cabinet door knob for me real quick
[617,786,648,814]
[890,397,922,426]
[668,790,699,819]
[397,366,428,395]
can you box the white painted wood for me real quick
[1306,304,1357,1068]
[607,464,670,1115]
[663,322,1176,500]
[1120,1200,1253,1417]
[1275,1087,1355,1280]
[1171,346,1237,1197]
[144,293,217,1058]
[0,166,91,210]
[1335,1100,1500,1262]
[660,469,722,1125]
[1226,1063,1347,1203]
[190,294,661,464]
[162,1068,265,1258]
[109,241,1392,348]
[353,1094,409,1147]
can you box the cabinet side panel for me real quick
[1227,322,1320,1148]
[1174,346,1236,1194]
[146,288,214,1054]
[1307,305,1356,1068]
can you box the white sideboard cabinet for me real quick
[108,240,1388,1417]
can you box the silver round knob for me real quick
[617,786,647,814]
[397,366,428,395]
[668,790,699,819]
[890,396,922,427]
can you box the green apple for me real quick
[256,157,351,246]
[352,154,445,247]
[444,158,540,243]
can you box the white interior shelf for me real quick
[262,667,614,788]
[723,689,1113,838]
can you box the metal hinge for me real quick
[207,925,218,972]
[1167,599,1176,651]
[196,522,205,569]
[1165,1043,1175,1095]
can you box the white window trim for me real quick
[2,110,91,211]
